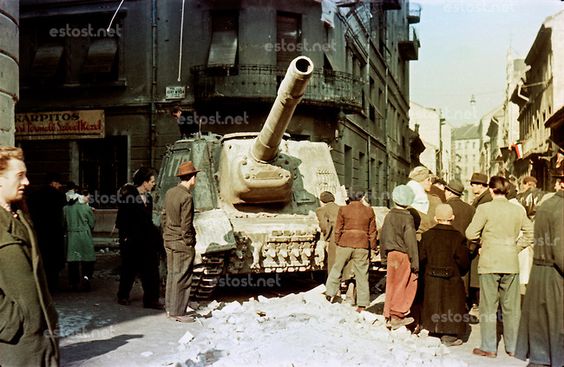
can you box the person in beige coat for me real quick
[465,176,533,358]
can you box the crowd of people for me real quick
[0,145,561,367]
[319,165,563,366]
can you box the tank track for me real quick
[190,254,225,299]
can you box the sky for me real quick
[410,0,564,127]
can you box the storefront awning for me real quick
[31,44,64,77]
[207,30,238,66]
[82,39,118,74]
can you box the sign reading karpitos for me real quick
[15,110,105,140]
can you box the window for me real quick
[277,12,301,69]
[208,11,238,67]
[20,13,124,87]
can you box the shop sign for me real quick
[15,110,105,140]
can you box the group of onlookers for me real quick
[320,164,563,366]
[1,143,561,367]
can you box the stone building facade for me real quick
[510,10,564,190]
[16,0,420,206]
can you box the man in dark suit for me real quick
[162,161,199,323]
[116,167,162,309]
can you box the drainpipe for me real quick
[384,65,389,207]
[149,0,158,167]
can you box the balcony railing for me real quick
[407,3,421,24]
[191,64,363,112]
[398,26,420,61]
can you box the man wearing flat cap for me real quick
[162,161,200,323]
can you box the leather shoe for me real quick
[168,315,195,323]
[472,348,497,358]
[117,298,130,306]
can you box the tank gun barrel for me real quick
[251,56,314,162]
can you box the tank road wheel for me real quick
[190,254,225,300]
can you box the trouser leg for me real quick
[479,273,501,353]
[117,243,136,300]
[140,249,161,306]
[68,261,80,289]
[384,251,417,318]
[325,246,353,297]
[82,261,95,279]
[165,246,195,316]
[350,248,370,307]
[499,273,521,353]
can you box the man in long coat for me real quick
[420,204,470,346]
[444,179,476,304]
[0,147,59,366]
[163,161,199,322]
[515,169,564,366]
[466,176,533,358]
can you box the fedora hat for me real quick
[470,172,488,185]
[176,161,200,177]
[445,179,464,196]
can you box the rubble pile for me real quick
[168,286,467,367]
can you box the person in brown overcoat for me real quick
[420,204,470,347]
[0,147,59,366]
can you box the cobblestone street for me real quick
[53,252,526,367]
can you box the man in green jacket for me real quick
[0,146,59,366]
[466,176,533,358]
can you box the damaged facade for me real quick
[507,10,564,189]
[16,0,421,207]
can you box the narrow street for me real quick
[55,251,525,367]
